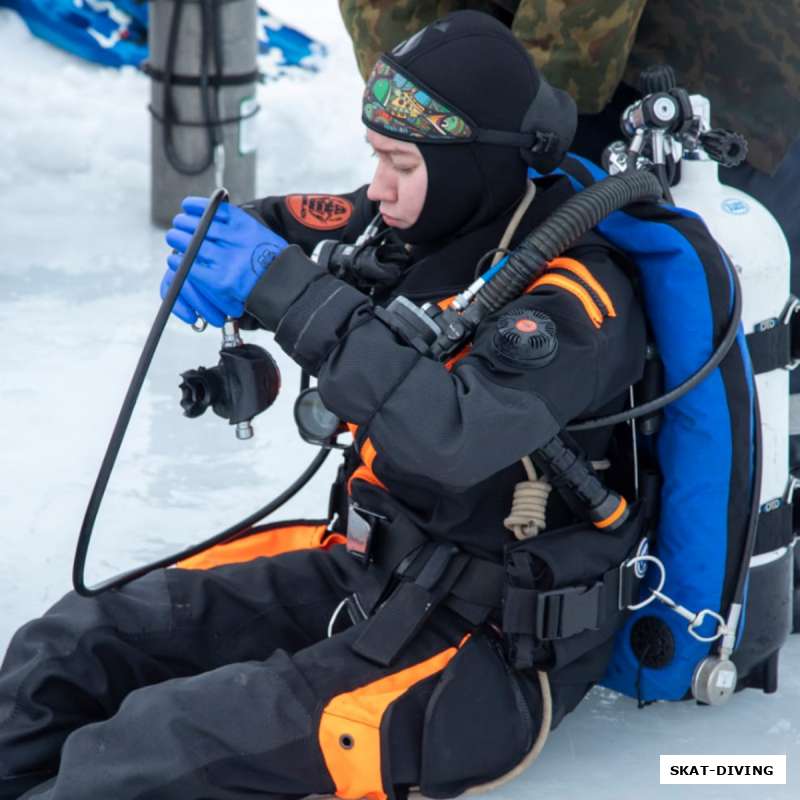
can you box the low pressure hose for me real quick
[476,171,663,315]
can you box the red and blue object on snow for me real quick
[0,0,326,70]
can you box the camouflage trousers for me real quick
[338,0,646,114]
[337,0,800,175]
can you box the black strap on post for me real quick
[142,62,262,86]
[745,297,800,375]
[753,493,797,557]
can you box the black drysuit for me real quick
[0,176,646,800]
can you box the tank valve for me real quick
[699,129,748,167]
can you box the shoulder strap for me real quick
[557,155,599,188]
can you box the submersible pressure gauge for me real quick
[294,388,348,448]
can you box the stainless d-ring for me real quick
[624,554,667,611]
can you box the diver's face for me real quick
[366,128,428,229]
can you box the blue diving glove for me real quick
[162,196,288,326]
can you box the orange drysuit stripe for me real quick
[527,273,604,328]
[548,257,617,318]
[319,646,459,800]
[346,424,388,493]
[176,524,346,570]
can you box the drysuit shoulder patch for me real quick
[285,194,353,230]
[493,309,558,368]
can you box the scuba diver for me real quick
[0,8,773,800]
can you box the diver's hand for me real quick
[161,197,288,326]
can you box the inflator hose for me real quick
[476,171,664,314]
[469,170,742,432]
[73,189,330,596]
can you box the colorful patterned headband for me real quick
[362,56,475,143]
[362,54,575,173]
[362,55,556,157]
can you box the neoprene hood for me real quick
[362,10,577,245]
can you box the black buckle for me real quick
[746,296,800,374]
[534,583,603,641]
[346,502,386,564]
[617,556,643,610]
[531,130,558,154]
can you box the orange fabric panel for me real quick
[347,433,388,493]
[360,438,379,471]
[444,343,472,371]
[176,525,346,571]
[526,273,604,328]
[319,646,459,800]
[548,257,617,317]
[347,463,388,493]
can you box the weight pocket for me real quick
[418,632,539,798]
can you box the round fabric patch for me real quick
[630,616,675,669]
[285,195,353,230]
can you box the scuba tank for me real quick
[670,96,795,690]
[147,0,259,227]
[599,65,795,700]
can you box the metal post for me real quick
[148,0,259,227]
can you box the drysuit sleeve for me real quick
[240,185,377,255]
[244,242,646,490]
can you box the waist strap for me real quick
[346,503,506,665]
[348,506,643,668]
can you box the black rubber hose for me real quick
[73,189,229,596]
[725,395,763,629]
[476,170,664,315]
[73,190,331,597]
[75,447,330,596]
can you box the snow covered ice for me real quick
[0,3,798,798]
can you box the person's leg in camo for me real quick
[338,0,506,80]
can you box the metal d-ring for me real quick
[624,554,667,611]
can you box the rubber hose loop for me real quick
[477,172,663,313]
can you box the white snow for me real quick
[0,2,797,797]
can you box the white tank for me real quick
[670,97,791,508]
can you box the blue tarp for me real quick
[0,0,326,71]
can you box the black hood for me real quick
[365,10,577,246]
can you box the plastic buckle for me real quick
[781,295,800,371]
[346,502,386,564]
[617,558,642,611]
[783,474,800,507]
[531,130,557,154]
[535,583,602,641]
